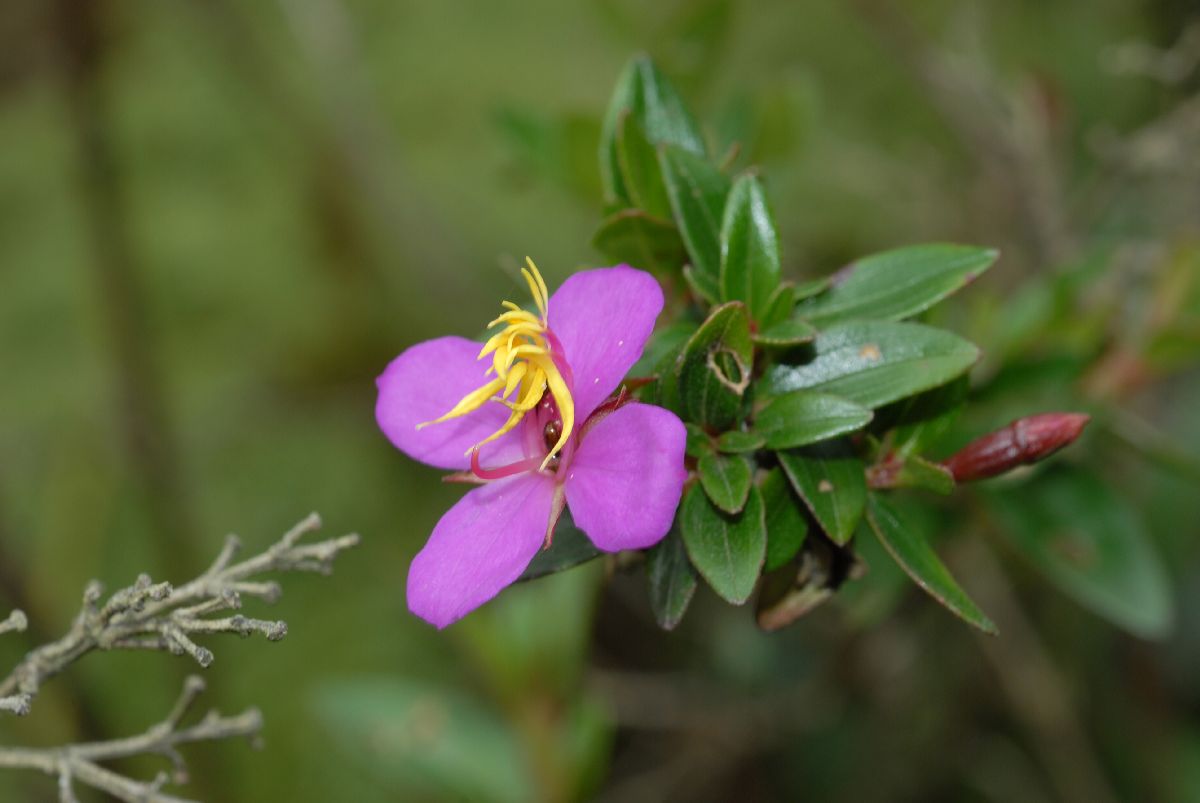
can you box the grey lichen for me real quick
[0,513,359,801]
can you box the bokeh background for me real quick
[2,0,1199,800]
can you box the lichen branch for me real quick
[0,514,357,801]
[0,610,29,715]
[0,513,359,714]
[0,675,261,803]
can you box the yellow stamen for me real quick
[418,258,575,469]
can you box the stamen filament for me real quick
[417,258,575,467]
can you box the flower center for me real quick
[418,258,575,471]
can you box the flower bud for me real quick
[941,413,1090,482]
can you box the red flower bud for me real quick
[941,413,1090,482]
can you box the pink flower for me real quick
[376,262,688,628]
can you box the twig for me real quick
[0,675,261,803]
[0,610,29,715]
[0,513,359,714]
[0,609,26,636]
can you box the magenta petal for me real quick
[564,402,687,551]
[376,336,525,471]
[406,473,555,628]
[547,266,664,420]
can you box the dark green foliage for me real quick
[778,442,867,547]
[865,495,996,634]
[697,451,753,514]
[588,55,1065,632]
[646,526,698,630]
[680,483,766,605]
[674,302,753,430]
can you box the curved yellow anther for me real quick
[418,258,575,468]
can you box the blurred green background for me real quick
[1,0,1198,800]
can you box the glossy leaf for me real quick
[599,63,639,207]
[887,376,968,458]
[684,422,712,459]
[761,469,808,571]
[681,483,766,605]
[675,302,753,429]
[987,468,1172,638]
[652,337,687,415]
[599,56,704,206]
[753,390,872,450]
[630,321,695,378]
[716,430,765,453]
[659,145,730,302]
[792,277,830,302]
[755,313,817,347]
[800,243,998,324]
[592,209,686,275]
[766,321,980,409]
[616,112,671,217]
[759,282,796,330]
[646,525,698,630]
[719,173,781,322]
[777,441,866,546]
[630,57,705,153]
[698,451,753,514]
[866,494,997,634]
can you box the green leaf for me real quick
[880,454,955,495]
[675,302,753,429]
[887,375,968,458]
[659,145,730,302]
[599,63,639,207]
[986,468,1172,639]
[592,210,686,275]
[599,56,705,206]
[716,430,765,453]
[646,526,698,630]
[616,112,671,217]
[777,441,866,546]
[518,513,601,581]
[792,276,830,302]
[684,422,712,459]
[753,390,872,450]
[766,321,980,409]
[698,451,753,514]
[754,312,817,347]
[681,483,766,604]
[681,265,717,305]
[719,173,781,322]
[312,678,535,803]
[761,469,808,571]
[800,243,998,325]
[630,320,695,378]
[866,494,997,634]
[759,282,796,331]
[630,57,705,153]
[652,337,687,415]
